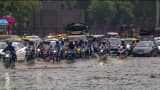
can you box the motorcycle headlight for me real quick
[126,44,130,49]
[82,49,85,52]
[53,50,57,53]
[5,54,10,57]
[100,49,104,52]
[37,49,40,52]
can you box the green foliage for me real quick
[0,0,41,23]
[114,1,134,24]
[88,0,117,24]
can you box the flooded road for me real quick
[0,57,160,90]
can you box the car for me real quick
[13,42,27,61]
[0,41,7,59]
[108,38,121,55]
[132,41,158,57]
[155,40,160,53]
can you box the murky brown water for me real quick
[0,57,160,90]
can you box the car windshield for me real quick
[136,41,153,47]
[0,42,7,49]
[50,41,56,49]
[124,40,133,45]
[12,42,24,50]
[156,41,160,46]
[108,38,121,45]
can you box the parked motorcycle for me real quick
[3,51,15,69]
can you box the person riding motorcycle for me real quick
[54,41,61,53]
[118,41,127,56]
[3,41,16,62]
[99,41,108,53]
[67,40,75,58]
[68,41,75,51]
[37,41,44,58]
[25,41,35,61]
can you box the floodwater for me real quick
[0,56,160,90]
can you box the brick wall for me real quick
[32,1,84,36]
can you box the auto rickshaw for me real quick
[121,38,138,55]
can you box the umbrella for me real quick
[65,23,88,32]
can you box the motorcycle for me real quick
[43,49,52,62]
[75,47,81,58]
[52,50,61,64]
[25,48,35,65]
[80,48,86,58]
[36,48,43,60]
[98,48,108,62]
[3,51,15,69]
[66,49,75,63]
[118,46,128,59]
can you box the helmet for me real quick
[56,41,59,44]
[69,40,73,44]
[6,41,12,45]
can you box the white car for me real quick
[12,42,27,61]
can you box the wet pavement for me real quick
[0,56,160,90]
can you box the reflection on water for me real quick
[36,70,42,90]
[99,62,104,66]
[5,72,10,90]
[98,62,106,80]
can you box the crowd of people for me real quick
[1,36,140,69]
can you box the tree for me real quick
[66,0,91,23]
[113,1,134,24]
[0,1,41,23]
[88,0,117,24]
[132,0,156,28]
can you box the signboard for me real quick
[0,19,8,25]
